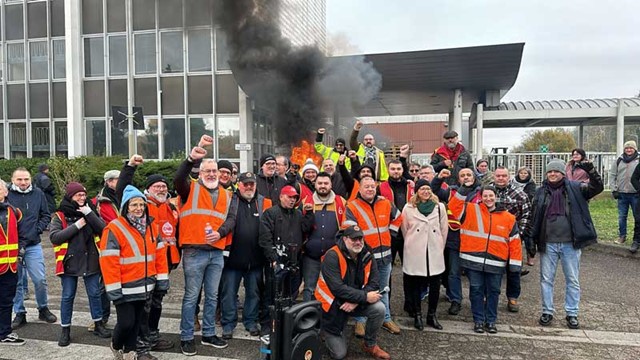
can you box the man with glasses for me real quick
[350,120,388,182]
[419,165,436,182]
[316,225,389,360]
[431,130,474,186]
[408,163,421,181]
[315,128,351,171]
[231,164,239,186]
[257,154,289,206]
[217,160,237,192]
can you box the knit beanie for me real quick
[301,159,319,175]
[65,182,87,198]
[217,160,234,173]
[546,159,567,176]
[624,140,637,150]
[414,179,430,192]
[145,174,168,190]
[260,154,276,167]
[120,185,146,212]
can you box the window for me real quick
[215,74,239,113]
[29,41,48,80]
[134,78,157,115]
[109,36,127,76]
[29,83,49,118]
[10,123,27,158]
[53,39,66,79]
[7,84,26,119]
[32,122,50,158]
[188,76,212,114]
[84,80,106,116]
[161,31,183,73]
[215,30,231,71]
[217,115,240,159]
[134,119,159,159]
[54,122,68,156]
[163,118,186,158]
[185,0,212,27]
[84,37,105,77]
[189,116,214,155]
[109,79,127,109]
[135,33,156,75]
[6,5,24,41]
[158,0,182,29]
[133,0,155,31]
[7,43,25,81]
[188,29,211,72]
[86,120,106,156]
[52,82,67,118]
[82,0,104,35]
[107,0,126,33]
[50,0,66,37]
[28,2,47,38]
[161,77,184,115]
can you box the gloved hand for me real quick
[577,161,594,173]
[74,218,87,229]
[18,248,26,265]
[78,205,92,215]
[612,191,619,200]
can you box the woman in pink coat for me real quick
[401,179,448,331]
[566,148,590,183]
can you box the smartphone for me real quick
[378,286,390,295]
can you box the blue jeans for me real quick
[540,242,581,317]
[446,249,462,303]
[355,259,391,323]
[302,255,321,302]
[220,267,261,333]
[466,269,503,324]
[180,248,224,341]
[60,273,103,326]
[13,244,49,314]
[617,193,638,237]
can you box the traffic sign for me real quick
[539,144,549,153]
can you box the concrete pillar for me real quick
[65,0,84,157]
[578,124,584,148]
[475,104,484,160]
[238,88,253,172]
[449,89,463,137]
[617,99,626,155]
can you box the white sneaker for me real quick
[0,333,26,346]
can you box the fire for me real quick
[290,140,323,170]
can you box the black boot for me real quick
[94,320,112,338]
[426,313,443,330]
[413,313,424,331]
[58,326,71,347]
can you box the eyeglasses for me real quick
[201,169,217,174]
[409,169,419,173]
[150,184,167,190]
[348,237,364,243]
[232,171,238,175]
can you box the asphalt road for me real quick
[5,239,640,360]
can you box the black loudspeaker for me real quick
[280,300,322,360]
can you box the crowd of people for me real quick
[0,120,627,360]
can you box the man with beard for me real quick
[491,167,532,313]
[217,160,237,192]
[431,131,474,186]
[258,185,314,335]
[9,168,55,330]
[300,172,346,302]
[257,154,288,206]
[350,120,388,181]
[299,159,319,203]
[344,177,402,336]
[315,128,351,170]
[315,226,389,360]
[116,155,179,358]
[432,168,482,316]
[221,172,271,340]
[610,141,640,248]
[321,158,350,199]
[175,136,238,356]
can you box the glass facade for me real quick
[0,0,325,165]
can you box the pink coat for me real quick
[400,203,448,277]
[566,162,590,183]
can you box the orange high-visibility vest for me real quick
[378,181,414,205]
[147,198,181,267]
[179,181,231,249]
[343,197,401,260]
[99,217,169,302]
[315,245,372,312]
[0,207,20,275]
[52,211,100,276]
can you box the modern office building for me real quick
[0,0,326,171]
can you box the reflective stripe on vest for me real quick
[315,246,372,312]
[180,182,230,220]
[112,219,146,264]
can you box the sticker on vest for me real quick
[162,222,176,245]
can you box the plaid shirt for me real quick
[493,184,532,237]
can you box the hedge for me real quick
[0,156,182,202]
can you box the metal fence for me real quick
[486,152,617,189]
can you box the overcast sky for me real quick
[326,0,640,149]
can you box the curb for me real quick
[587,242,640,259]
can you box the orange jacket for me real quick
[448,191,522,274]
[378,181,414,205]
[147,198,181,268]
[0,206,21,275]
[343,196,402,260]
[99,217,169,304]
[179,182,232,250]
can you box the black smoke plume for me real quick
[213,0,381,146]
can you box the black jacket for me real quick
[430,146,474,186]
[527,169,603,254]
[49,197,105,277]
[34,172,56,214]
[259,204,315,264]
[320,239,379,336]
[256,170,290,206]
[8,185,51,249]
[226,192,268,270]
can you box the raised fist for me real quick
[438,169,451,179]
[338,153,346,165]
[198,134,214,148]
[354,120,363,131]
[400,144,410,157]
[348,150,357,159]
[128,154,143,167]
[318,128,326,134]
[189,146,207,160]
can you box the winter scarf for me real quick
[545,180,566,221]
[126,213,147,237]
[417,200,436,217]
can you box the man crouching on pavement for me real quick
[316,226,390,360]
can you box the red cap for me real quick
[280,185,299,198]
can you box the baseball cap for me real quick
[238,172,257,183]
[280,185,299,197]
[342,225,364,239]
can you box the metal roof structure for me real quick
[343,43,525,116]
[472,97,640,128]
